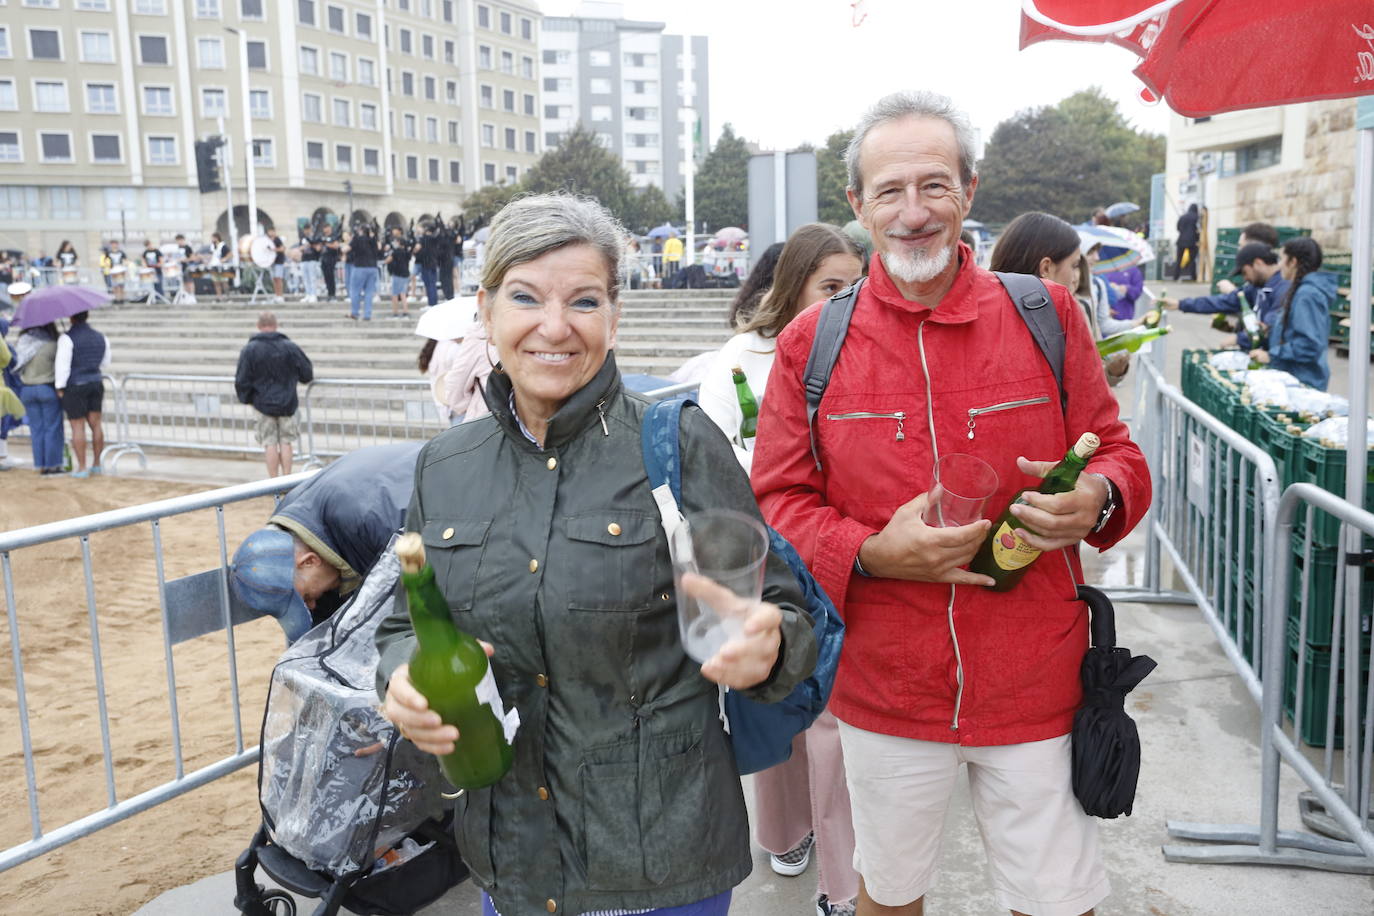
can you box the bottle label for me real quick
[475,665,521,744]
[989,520,1041,571]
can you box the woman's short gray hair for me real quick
[480,193,626,301]
[845,91,978,197]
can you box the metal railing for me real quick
[0,473,308,873]
[299,377,446,463]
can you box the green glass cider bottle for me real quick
[732,366,758,442]
[397,532,515,790]
[969,432,1100,592]
[1095,325,1171,357]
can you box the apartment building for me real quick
[540,2,708,203]
[0,0,541,258]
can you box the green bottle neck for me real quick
[1040,450,1088,493]
[404,565,462,653]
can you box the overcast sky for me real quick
[540,0,1174,151]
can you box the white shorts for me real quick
[837,723,1110,916]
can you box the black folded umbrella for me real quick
[1071,585,1158,819]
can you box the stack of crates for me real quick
[1320,249,1374,355]
[1209,226,1308,294]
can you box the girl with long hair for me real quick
[1250,236,1335,390]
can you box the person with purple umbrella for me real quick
[14,320,63,474]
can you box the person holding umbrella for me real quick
[13,320,63,474]
[55,310,111,478]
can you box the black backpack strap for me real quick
[993,271,1067,413]
[801,278,866,471]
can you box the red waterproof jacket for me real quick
[752,246,1151,746]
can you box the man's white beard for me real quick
[881,241,953,284]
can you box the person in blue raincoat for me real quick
[1249,237,1335,391]
[229,442,422,639]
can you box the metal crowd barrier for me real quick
[0,472,308,873]
[299,377,446,463]
[1164,484,1374,873]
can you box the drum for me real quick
[109,265,127,278]
[138,267,156,282]
[163,262,182,281]
[61,266,78,284]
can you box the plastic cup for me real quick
[922,453,998,528]
[670,509,769,664]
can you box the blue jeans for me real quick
[301,260,323,298]
[348,266,379,319]
[20,383,63,469]
[419,265,439,305]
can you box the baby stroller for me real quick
[234,540,468,916]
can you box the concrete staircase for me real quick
[96,289,737,381]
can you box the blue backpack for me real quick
[640,396,845,775]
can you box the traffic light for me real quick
[195,137,223,193]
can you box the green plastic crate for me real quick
[1287,534,1374,647]
[1291,437,1374,547]
[1251,411,1305,490]
[1283,619,1371,748]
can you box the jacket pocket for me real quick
[964,396,1050,441]
[420,519,491,611]
[641,740,715,885]
[455,787,495,884]
[564,511,657,612]
[579,759,643,888]
[826,410,906,442]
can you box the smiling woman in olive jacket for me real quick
[376,193,816,916]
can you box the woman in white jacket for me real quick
[699,222,864,916]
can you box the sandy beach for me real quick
[1,473,290,915]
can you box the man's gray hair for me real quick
[480,192,625,302]
[845,91,978,197]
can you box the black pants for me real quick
[440,257,455,299]
[321,259,338,297]
[1174,243,1198,281]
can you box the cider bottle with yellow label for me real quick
[969,433,1100,592]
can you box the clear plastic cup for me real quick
[670,509,769,663]
[922,453,998,528]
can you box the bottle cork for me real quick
[396,532,426,574]
[1072,432,1101,460]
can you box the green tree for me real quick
[693,123,752,232]
[523,122,639,222]
[462,181,524,224]
[814,129,855,226]
[971,88,1165,228]
[624,183,679,234]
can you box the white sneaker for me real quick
[769,832,814,877]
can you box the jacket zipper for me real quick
[965,396,1050,440]
[826,411,906,442]
[595,399,609,436]
[916,322,963,733]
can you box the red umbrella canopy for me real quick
[1021,0,1374,116]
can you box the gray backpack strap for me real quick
[993,271,1067,412]
[801,278,866,470]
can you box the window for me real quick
[521,18,532,40]
[329,51,348,81]
[327,4,345,33]
[401,71,414,96]
[40,132,74,162]
[478,45,491,69]
[0,28,9,59]
[1220,137,1284,177]
[428,157,439,182]
[249,89,271,118]
[626,106,659,120]
[147,135,177,165]
[505,165,518,182]
[335,144,352,172]
[30,29,63,60]
[422,35,434,59]
[590,77,611,95]
[252,138,273,166]
[424,75,436,100]
[197,37,224,68]
[363,147,380,175]
[0,79,15,111]
[133,0,167,12]
[195,0,221,17]
[246,41,267,69]
[397,0,409,9]
[240,0,265,19]
[297,0,315,26]
[138,35,169,65]
[447,120,459,143]
[306,141,325,169]
[480,84,493,108]
[405,155,418,180]
[201,87,228,118]
[142,85,174,115]
[302,92,322,122]
[480,123,495,147]
[445,80,457,104]
[80,31,115,63]
[623,52,657,67]
[34,81,70,113]
[544,131,562,148]
[589,50,610,67]
[399,28,412,54]
[102,187,136,221]
[524,130,535,153]
[590,105,612,122]
[521,55,534,79]
[91,134,122,163]
[504,127,516,151]
[299,46,319,75]
[523,93,535,116]
[332,98,350,127]
[444,40,455,64]
[502,89,514,112]
[403,113,416,139]
[0,189,39,228]
[501,50,513,74]
[425,116,438,143]
[477,4,489,28]
[0,132,21,163]
[483,162,496,183]
[442,0,454,23]
[146,187,192,221]
[78,0,113,8]
[595,132,613,148]
[449,160,461,184]
[544,104,572,119]
[360,102,377,130]
[499,11,511,34]
[357,57,376,86]
[629,133,660,148]
[355,12,372,38]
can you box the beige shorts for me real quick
[254,412,299,446]
[837,723,1109,916]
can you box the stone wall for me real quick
[1232,99,1359,251]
